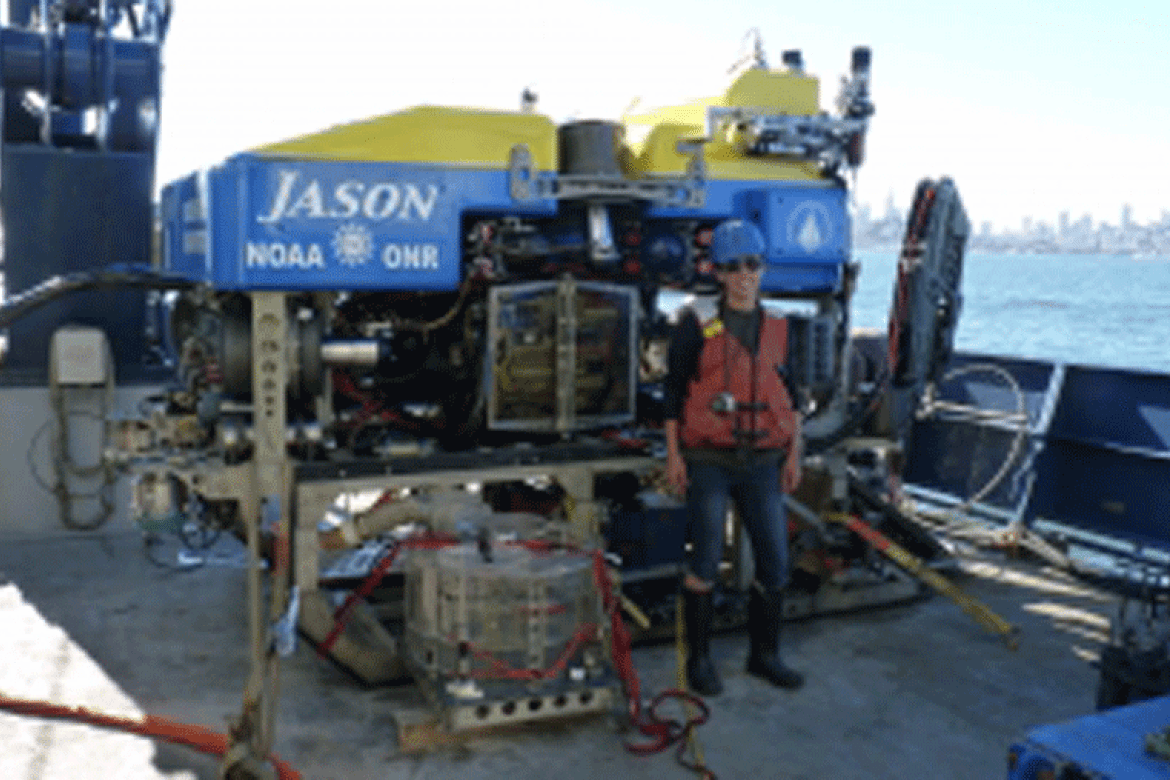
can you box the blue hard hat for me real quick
[709,219,766,266]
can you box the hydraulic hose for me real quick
[0,267,194,329]
[804,363,891,456]
[0,694,301,779]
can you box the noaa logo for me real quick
[332,223,373,267]
[786,201,833,253]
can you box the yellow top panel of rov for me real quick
[621,68,824,180]
[250,69,827,184]
[252,106,559,171]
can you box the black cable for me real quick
[804,362,892,456]
[51,409,109,479]
[0,268,194,329]
[26,411,113,503]
[26,420,58,494]
[123,1,140,37]
[141,532,205,574]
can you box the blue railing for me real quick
[904,351,1170,582]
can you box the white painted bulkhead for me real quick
[0,385,160,538]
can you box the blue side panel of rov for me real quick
[904,352,1170,575]
[160,153,849,295]
[161,156,558,292]
[1007,695,1170,780]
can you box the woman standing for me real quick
[663,219,805,696]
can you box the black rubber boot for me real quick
[746,587,805,690]
[683,588,723,696]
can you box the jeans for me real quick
[685,457,789,592]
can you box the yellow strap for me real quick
[825,512,1020,649]
[676,594,707,769]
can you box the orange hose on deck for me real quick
[0,695,301,780]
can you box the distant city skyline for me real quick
[860,190,1170,234]
[853,195,1170,255]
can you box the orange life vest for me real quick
[679,312,797,451]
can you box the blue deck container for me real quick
[1007,695,1170,779]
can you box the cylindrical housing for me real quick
[557,121,624,177]
[321,339,381,368]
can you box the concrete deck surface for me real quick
[0,530,1119,780]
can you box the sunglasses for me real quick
[715,256,763,273]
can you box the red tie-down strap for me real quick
[318,531,459,657]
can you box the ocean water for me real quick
[850,251,1170,374]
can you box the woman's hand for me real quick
[781,454,802,494]
[664,419,687,496]
[781,431,803,494]
[666,450,688,496]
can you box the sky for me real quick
[153,0,1169,232]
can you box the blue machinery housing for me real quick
[1007,694,1170,780]
[161,155,849,294]
[0,0,169,381]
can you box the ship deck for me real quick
[0,528,1120,780]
